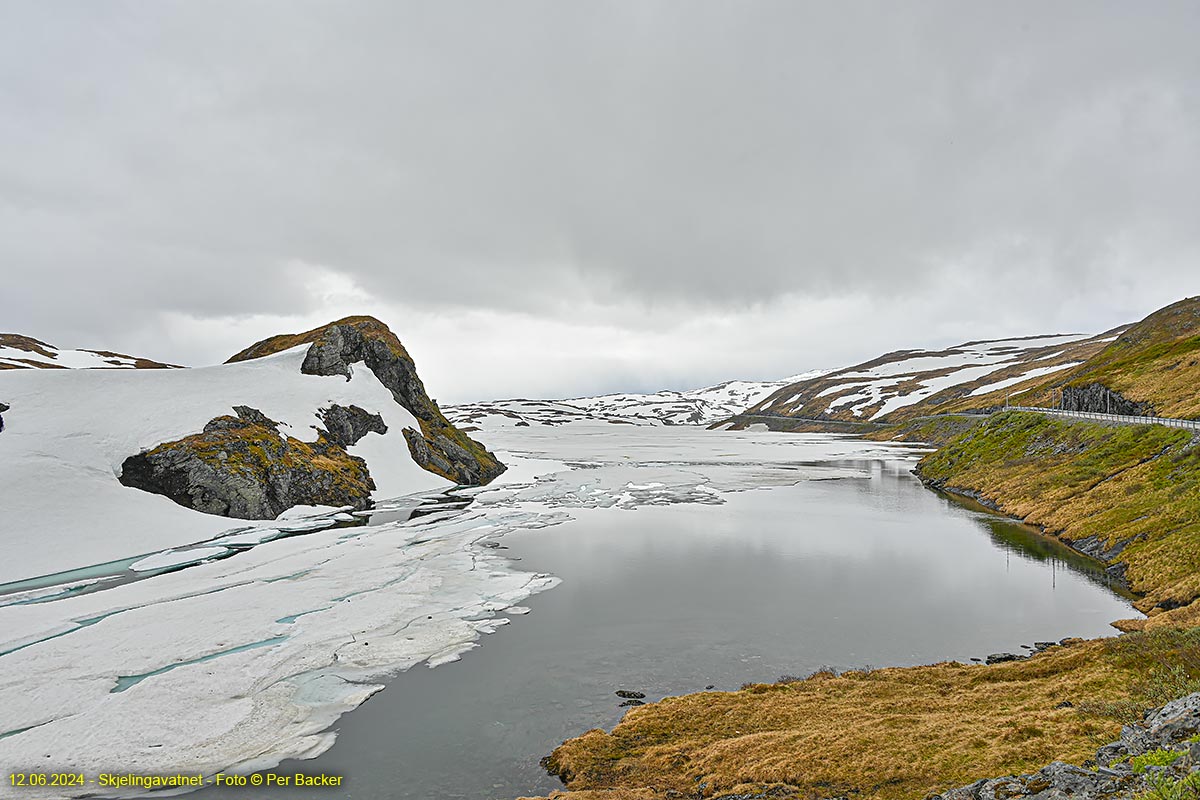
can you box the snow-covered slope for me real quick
[447,372,828,428]
[0,333,179,370]
[746,331,1126,424]
[0,346,450,582]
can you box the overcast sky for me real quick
[2,2,1198,401]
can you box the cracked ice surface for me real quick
[0,425,923,797]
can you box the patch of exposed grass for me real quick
[866,414,984,446]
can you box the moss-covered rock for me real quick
[119,406,376,519]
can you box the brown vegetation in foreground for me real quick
[523,629,1200,800]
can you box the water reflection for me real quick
[197,456,1136,800]
[938,490,1134,599]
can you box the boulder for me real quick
[318,404,387,447]
[119,406,375,519]
[985,652,1025,665]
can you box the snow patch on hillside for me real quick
[0,341,175,370]
[968,362,1083,397]
[755,333,1102,422]
[447,371,829,428]
[0,347,449,583]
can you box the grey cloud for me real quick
[1,1,1198,387]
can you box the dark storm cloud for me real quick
[1,1,1198,394]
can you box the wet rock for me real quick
[985,652,1025,665]
[615,690,646,699]
[0,401,8,433]
[618,699,645,707]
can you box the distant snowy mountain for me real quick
[742,330,1127,424]
[446,372,829,428]
[0,333,180,370]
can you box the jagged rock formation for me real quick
[119,405,377,519]
[939,693,1200,799]
[0,401,8,433]
[228,316,505,485]
[318,404,387,447]
[1061,382,1156,416]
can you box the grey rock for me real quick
[318,404,387,448]
[1094,742,1127,768]
[986,652,1026,664]
[203,406,280,434]
[231,405,279,428]
[1061,383,1155,416]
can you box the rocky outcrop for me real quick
[1061,383,1155,416]
[228,316,505,486]
[318,404,387,447]
[938,693,1200,799]
[0,401,7,433]
[119,406,376,519]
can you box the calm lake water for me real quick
[199,455,1133,800]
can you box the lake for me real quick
[197,430,1133,800]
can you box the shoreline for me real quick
[521,420,1184,799]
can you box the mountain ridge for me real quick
[447,371,829,429]
[0,332,181,370]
